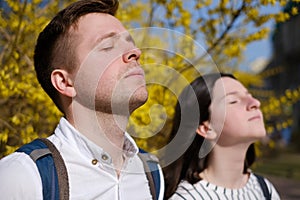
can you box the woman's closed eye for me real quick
[227,98,239,104]
[229,100,238,104]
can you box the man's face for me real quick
[72,13,148,114]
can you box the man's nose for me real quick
[122,48,141,63]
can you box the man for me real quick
[0,0,163,199]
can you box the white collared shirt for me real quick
[0,117,154,200]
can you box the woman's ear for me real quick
[51,69,76,98]
[196,121,217,140]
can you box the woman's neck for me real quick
[200,144,250,189]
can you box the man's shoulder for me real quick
[1,151,31,166]
[0,152,39,177]
[0,152,42,198]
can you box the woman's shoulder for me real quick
[168,179,207,200]
[250,172,275,187]
[250,172,281,199]
[177,179,195,189]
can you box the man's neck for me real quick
[66,103,129,173]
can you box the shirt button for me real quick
[91,159,98,165]
[101,154,109,161]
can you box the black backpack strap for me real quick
[138,149,163,200]
[16,138,69,200]
[255,173,271,200]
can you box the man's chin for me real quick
[129,94,148,113]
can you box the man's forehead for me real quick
[71,12,124,31]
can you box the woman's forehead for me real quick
[212,77,246,99]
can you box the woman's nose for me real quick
[247,96,261,110]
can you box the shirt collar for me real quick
[55,117,139,164]
[123,132,139,157]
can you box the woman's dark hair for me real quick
[34,0,119,113]
[163,73,256,199]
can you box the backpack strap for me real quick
[16,138,69,200]
[40,138,69,200]
[254,173,271,200]
[138,149,164,200]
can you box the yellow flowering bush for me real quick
[1,0,299,157]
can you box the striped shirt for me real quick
[169,173,280,200]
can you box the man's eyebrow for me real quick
[95,32,118,44]
[125,33,135,45]
[95,32,135,44]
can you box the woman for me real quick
[163,73,280,199]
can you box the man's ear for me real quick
[196,121,217,140]
[51,69,76,98]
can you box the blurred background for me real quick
[1,0,300,199]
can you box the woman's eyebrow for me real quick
[225,91,239,97]
[222,90,250,99]
[217,91,239,101]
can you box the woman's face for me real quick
[209,77,266,147]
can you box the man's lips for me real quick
[124,68,145,78]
